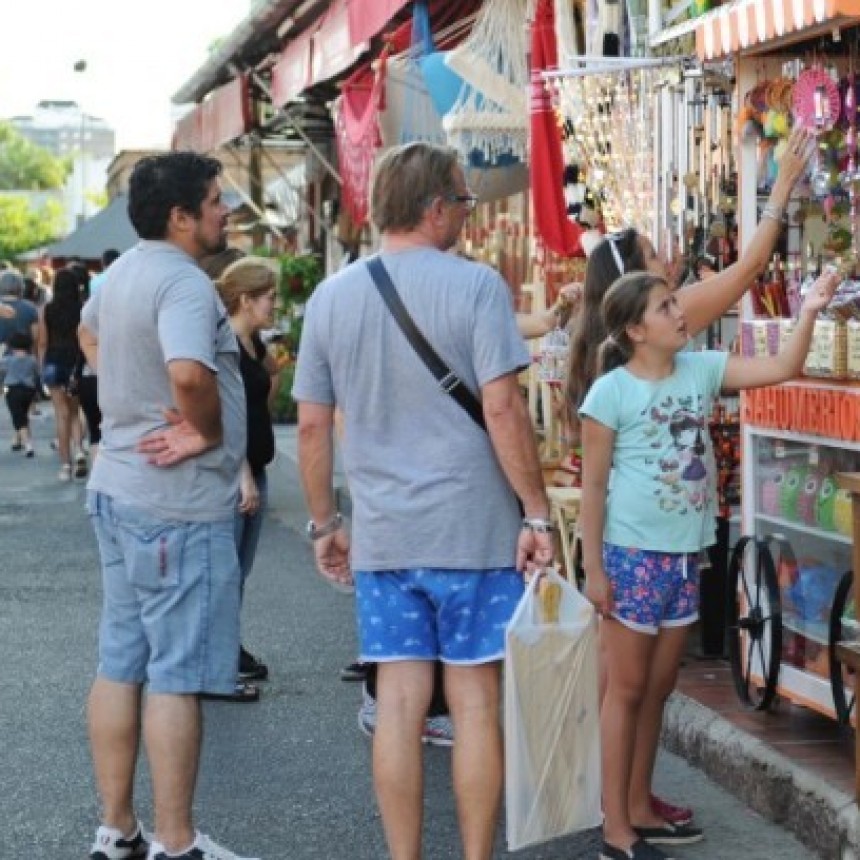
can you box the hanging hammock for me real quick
[378,2,447,148]
[442,0,531,164]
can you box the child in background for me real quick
[579,269,838,860]
[2,331,39,457]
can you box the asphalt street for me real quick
[0,407,815,859]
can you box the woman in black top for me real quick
[216,256,280,692]
[38,268,86,481]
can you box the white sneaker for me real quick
[58,463,72,482]
[90,822,149,859]
[147,831,260,860]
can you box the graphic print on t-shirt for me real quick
[641,394,708,516]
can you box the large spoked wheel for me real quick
[727,536,783,710]
[829,570,856,726]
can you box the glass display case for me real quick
[732,410,858,722]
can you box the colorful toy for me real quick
[815,474,838,531]
[798,465,826,526]
[760,459,790,516]
[778,463,805,521]
[835,488,853,535]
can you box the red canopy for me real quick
[529,0,583,257]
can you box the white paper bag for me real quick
[504,569,602,851]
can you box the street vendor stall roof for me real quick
[45,194,138,260]
[696,0,860,61]
[45,191,245,261]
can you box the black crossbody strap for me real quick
[366,256,487,432]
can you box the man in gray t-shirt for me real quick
[293,142,552,858]
[78,153,255,860]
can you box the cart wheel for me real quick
[727,536,782,710]
[828,570,856,726]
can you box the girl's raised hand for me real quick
[776,127,817,187]
[800,268,840,316]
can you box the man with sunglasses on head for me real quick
[293,141,552,860]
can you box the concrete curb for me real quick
[662,692,858,860]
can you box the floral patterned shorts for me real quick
[602,543,700,635]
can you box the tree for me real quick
[0,122,71,191]
[0,196,65,259]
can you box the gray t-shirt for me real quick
[1,352,38,388]
[292,248,530,571]
[82,240,246,522]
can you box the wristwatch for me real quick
[306,512,343,541]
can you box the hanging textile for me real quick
[334,63,385,227]
[530,0,584,256]
[442,0,530,164]
[378,2,447,148]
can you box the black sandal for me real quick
[199,681,260,703]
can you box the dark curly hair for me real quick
[128,152,223,240]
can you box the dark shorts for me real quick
[42,361,74,389]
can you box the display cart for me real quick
[687,0,860,723]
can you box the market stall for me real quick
[690,2,860,724]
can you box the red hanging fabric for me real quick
[335,62,386,226]
[529,0,583,257]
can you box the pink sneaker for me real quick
[650,793,693,826]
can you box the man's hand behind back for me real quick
[137,407,214,466]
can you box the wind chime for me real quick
[552,62,663,234]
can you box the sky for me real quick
[1,0,252,150]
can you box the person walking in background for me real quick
[38,267,87,481]
[78,152,257,860]
[211,254,281,702]
[0,269,39,350]
[293,141,553,860]
[89,248,120,298]
[564,126,816,831]
[2,331,39,456]
[579,269,838,860]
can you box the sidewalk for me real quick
[665,659,857,859]
[276,422,859,859]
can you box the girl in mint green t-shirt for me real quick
[579,270,837,860]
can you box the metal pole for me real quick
[74,59,87,227]
[251,70,342,185]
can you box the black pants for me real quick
[365,660,449,717]
[5,385,36,431]
[77,375,102,445]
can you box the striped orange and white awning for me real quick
[696,0,860,61]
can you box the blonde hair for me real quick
[216,256,278,316]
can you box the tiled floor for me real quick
[676,656,856,797]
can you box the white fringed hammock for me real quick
[442,0,533,163]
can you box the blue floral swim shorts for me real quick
[602,543,700,635]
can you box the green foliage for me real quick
[0,122,71,190]
[271,365,297,424]
[276,254,323,305]
[0,196,64,259]
[248,248,324,424]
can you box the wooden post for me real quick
[836,472,860,801]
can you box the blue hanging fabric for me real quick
[414,0,465,119]
[411,0,434,56]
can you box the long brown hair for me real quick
[597,272,667,375]
[566,228,648,418]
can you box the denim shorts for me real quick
[354,567,525,665]
[603,543,700,635]
[86,491,241,694]
[42,361,73,389]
